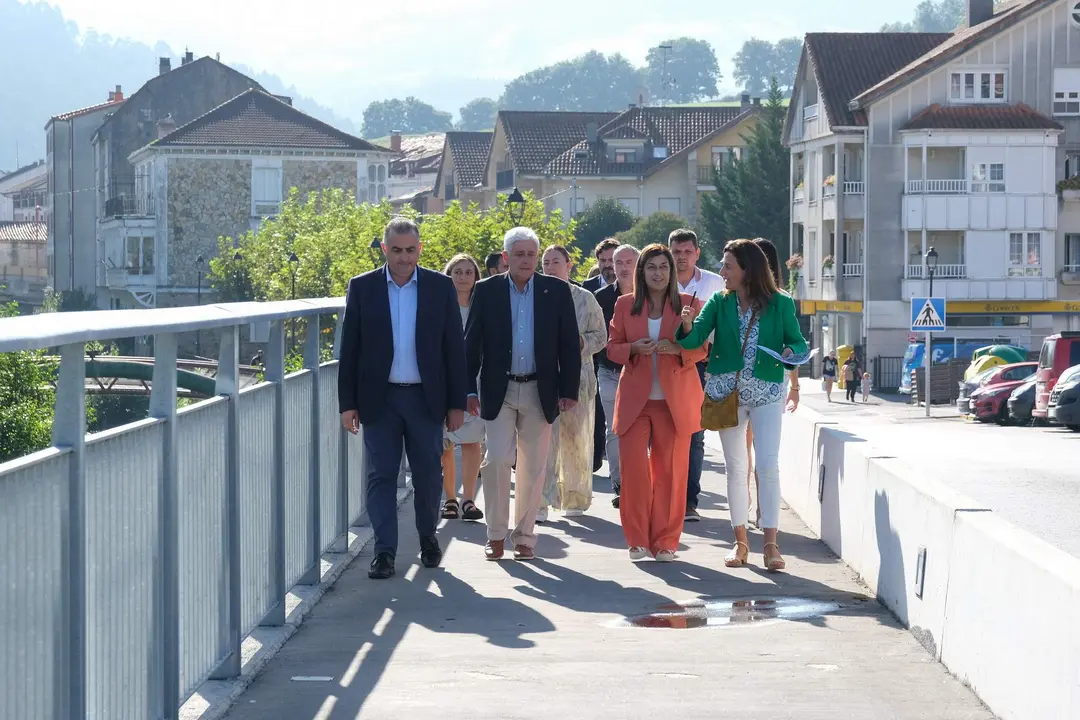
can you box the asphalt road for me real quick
[798,387,1080,560]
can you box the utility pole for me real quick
[659,44,673,107]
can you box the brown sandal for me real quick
[441,498,460,519]
[461,499,483,521]
[725,541,749,568]
[764,542,786,572]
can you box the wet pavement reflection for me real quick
[616,597,842,629]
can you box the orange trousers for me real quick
[618,400,691,555]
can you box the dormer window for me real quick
[949,70,1006,102]
[614,149,637,163]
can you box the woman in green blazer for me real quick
[677,238,807,572]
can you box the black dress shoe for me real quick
[420,536,442,569]
[368,552,395,579]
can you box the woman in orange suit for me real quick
[606,243,708,562]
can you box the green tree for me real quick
[615,211,687,249]
[362,97,453,138]
[572,197,637,254]
[700,77,790,268]
[644,38,721,103]
[208,188,578,301]
[457,97,498,131]
[881,0,1005,32]
[500,51,644,111]
[733,37,802,96]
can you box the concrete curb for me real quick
[179,486,413,720]
[712,406,1080,720]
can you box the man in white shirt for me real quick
[668,229,725,522]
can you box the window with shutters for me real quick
[251,164,282,216]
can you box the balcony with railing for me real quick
[842,263,863,277]
[103,175,154,217]
[843,181,865,195]
[698,165,718,184]
[905,263,967,279]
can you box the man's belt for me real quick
[507,372,538,383]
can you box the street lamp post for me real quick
[923,246,939,418]
[288,252,299,353]
[195,254,204,357]
[232,251,243,300]
[507,187,525,223]
[369,236,381,266]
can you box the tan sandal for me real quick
[764,542,786,572]
[725,541,749,568]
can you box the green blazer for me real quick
[676,290,807,383]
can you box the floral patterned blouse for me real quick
[704,305,784,408]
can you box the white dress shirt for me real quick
[386,267,422,384]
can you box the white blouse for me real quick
[647,316,664,400]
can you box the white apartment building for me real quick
[786,0,1080,364]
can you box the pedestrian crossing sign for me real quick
[910,297,946,332]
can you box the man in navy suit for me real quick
[338,217,468,579]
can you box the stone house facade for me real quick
[112,89,393,311]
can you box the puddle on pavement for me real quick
[615,597,842,629]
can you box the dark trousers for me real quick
[592,386,606,471]
[362,385,444,557]
[846,383,858,402]
[687,361,707,509]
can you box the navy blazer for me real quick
[582,275,604,293]
[465,272,580,424]
[337,265,468,425]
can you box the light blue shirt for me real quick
[509,275,536,375]
[386,267,422,384]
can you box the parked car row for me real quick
[957,332,1080,431]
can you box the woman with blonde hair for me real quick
[607,244,708,561]
[440,253,485,521]
[538,245,607,519]
[678,238,807,571]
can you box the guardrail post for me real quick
[298,316,322,585]
[261,321,286,627]
[210,325,242,680]
[150,333,179,719]
[53,342,86,720]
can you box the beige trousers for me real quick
[481,380,553,549]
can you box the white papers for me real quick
[758,346,818,366]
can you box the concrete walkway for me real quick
[224,446,994,720]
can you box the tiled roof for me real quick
[804,32,952,127]
[152,89,384,151]
[445,131,493,188]
[852,0,1050,109]
[499,111,619,174]
[901,103,1062,131]
[546,106,753,177]
[52,98,125,122]
[0,221,47,244]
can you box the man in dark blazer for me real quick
[338,217,468,580]
[582,238,618,470]
[465,226,580,561]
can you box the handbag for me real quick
[700,309,757,431]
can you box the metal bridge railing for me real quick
[0,298,371,720]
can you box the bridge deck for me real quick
[221,446,993,720]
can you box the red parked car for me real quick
[968,362,1038,424]
[1034,332,1080,420]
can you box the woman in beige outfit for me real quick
[538,245,607,519]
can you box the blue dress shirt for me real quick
[509,275,536,375]
[386,267,422,384]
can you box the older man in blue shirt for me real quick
[465,227,581,561]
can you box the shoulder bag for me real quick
[700,308,756,431]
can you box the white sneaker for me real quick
[563,509,584,518]
[536,507,549,523]
[655,550,677,563]
[629,547,649,560]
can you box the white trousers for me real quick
[716,401,784,529]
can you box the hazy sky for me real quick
[33,0,928,118]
